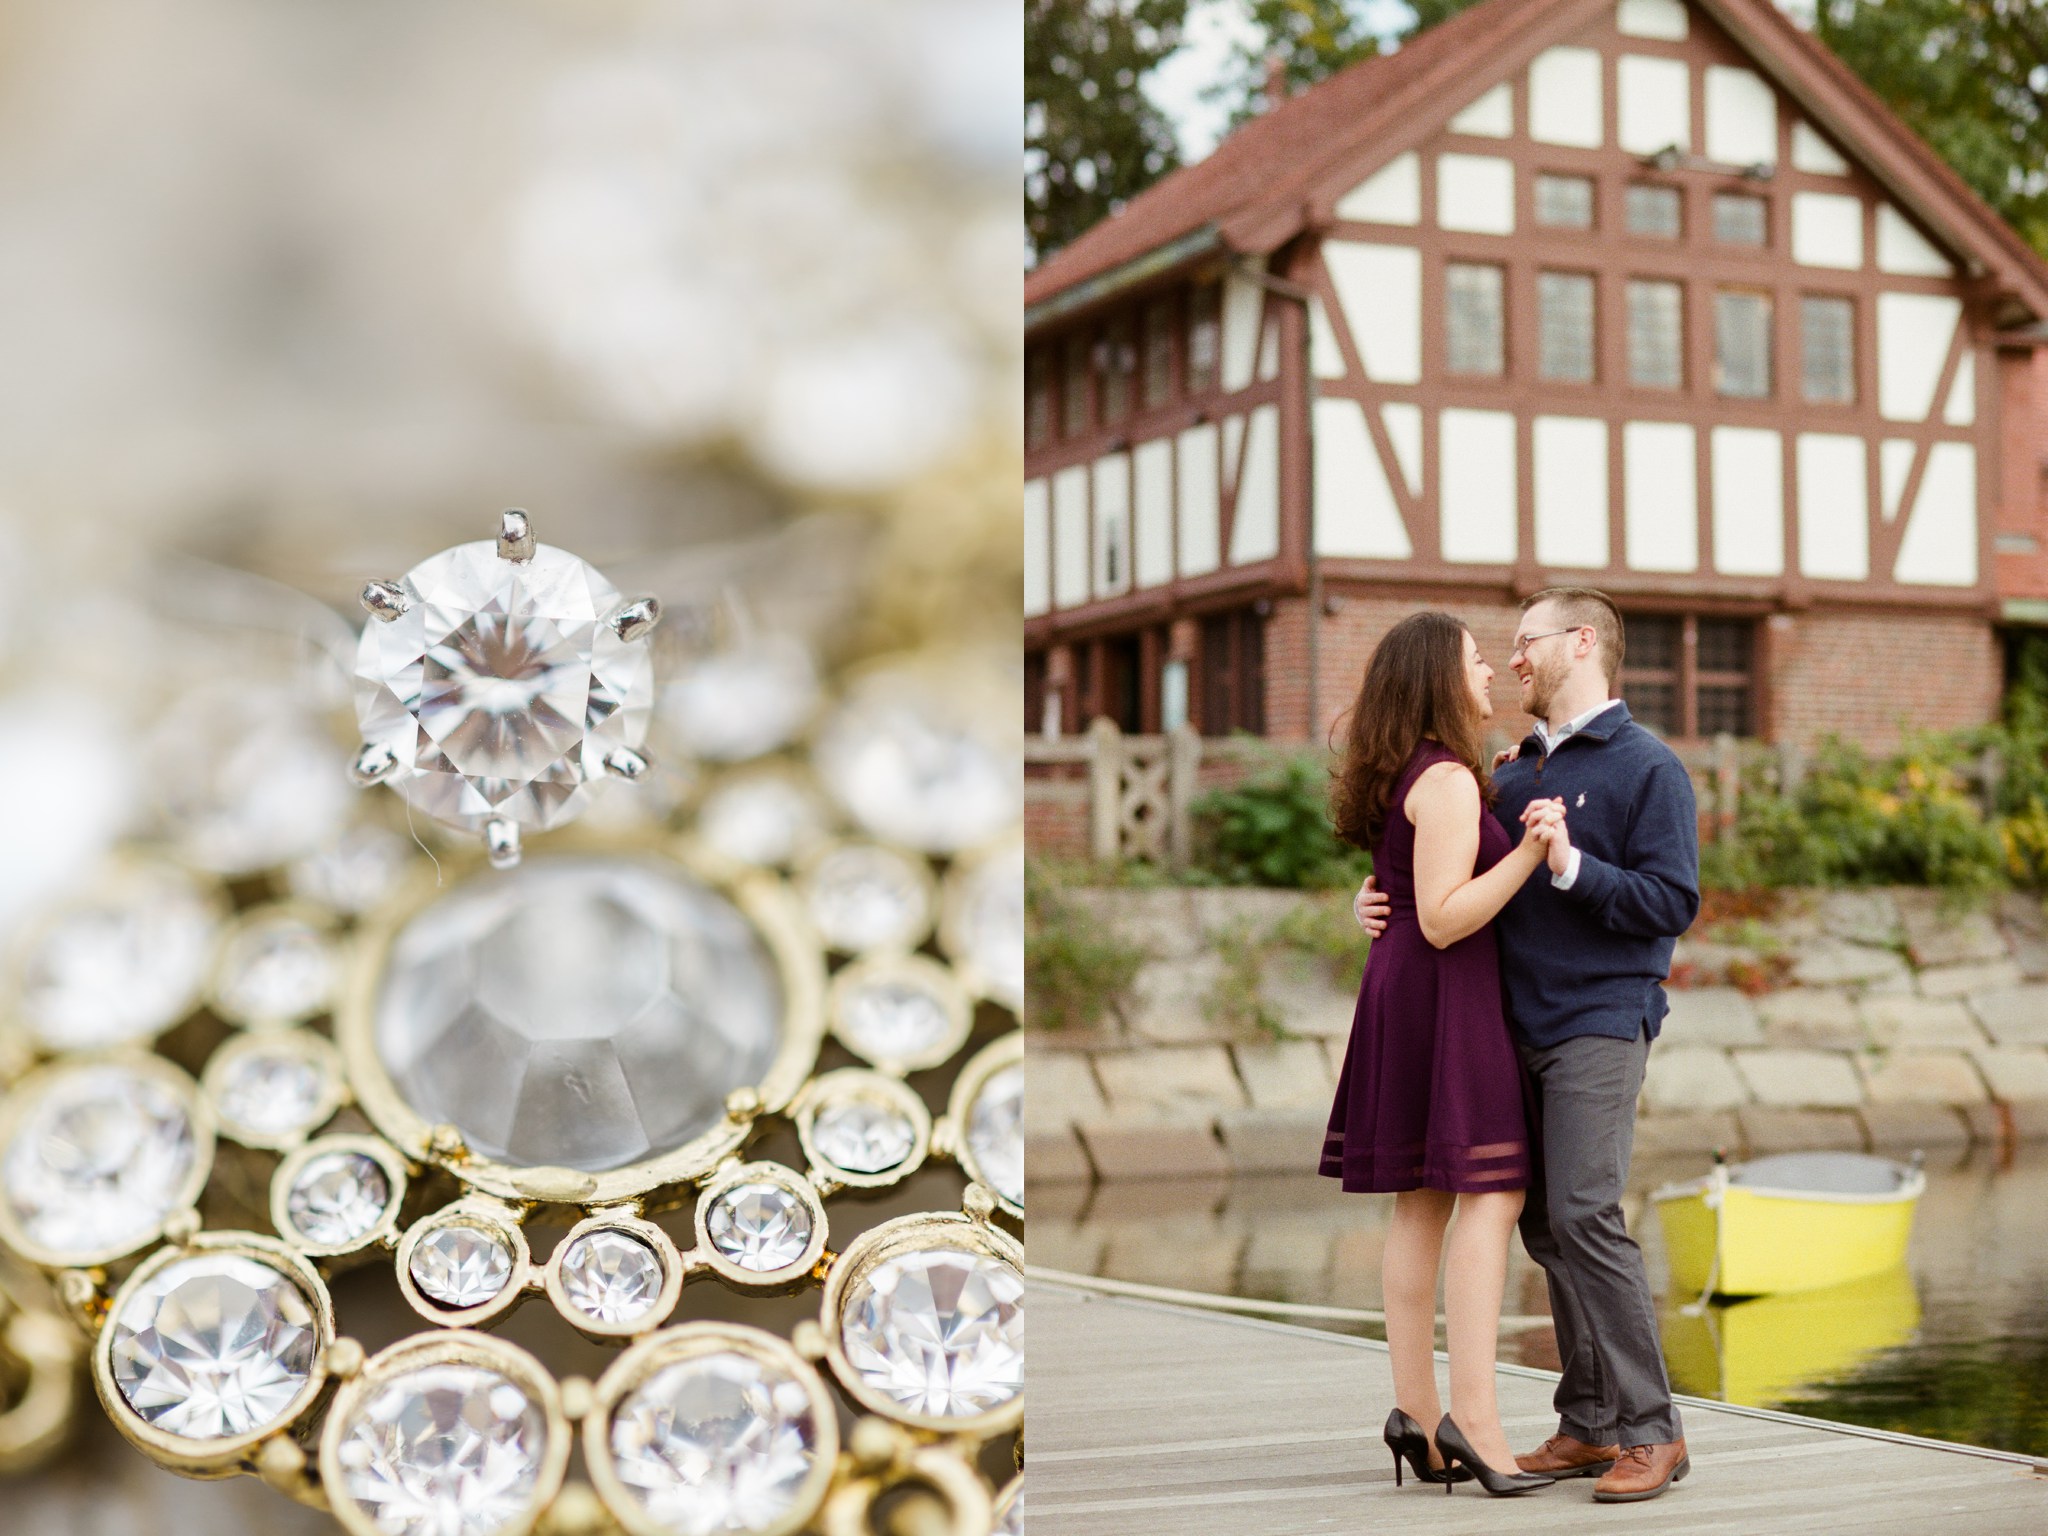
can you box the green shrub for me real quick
[1190,750,1372,889]
[1023,864,1148,1031]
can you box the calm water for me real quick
[1031,1143,2048,1457]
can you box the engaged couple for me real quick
[1321,587,1700,1503]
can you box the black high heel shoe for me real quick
[1434,1414,1555,1496]
[1382,1408,1471,1486]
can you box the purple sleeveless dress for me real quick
[1321,741,1532,1193]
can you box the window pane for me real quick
[1187,283,1220,394]
[1697,618,1752,675]
[1062,334,1092,437]
[1696,683,1751,737]
[1445,263,1505,376]
[1199,610,1265,736]
[1628,615,1680,671]
[1625,681,1677,735]
[1026,350,1054,449]
[1536,174,1594,228]
[1713,194,1768,246]
[1538,272,1596,382]
[1715,291,1773,398]
[1098,315,1136,423]
[1801,296,1855,404]
[1626,184,1681,237]
[1142,297,1176,408]
[1627,280,1684,389]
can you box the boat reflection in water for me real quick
[1661,1262,1922,1405]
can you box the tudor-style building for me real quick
[1023,0,2048,750]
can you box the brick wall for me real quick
[1764,608,2002,749]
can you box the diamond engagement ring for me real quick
[0,516,1025,1536]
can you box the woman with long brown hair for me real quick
[1321,610,1561,1497]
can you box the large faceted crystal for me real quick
[2,1064,199,1259]
[374,857,783,1171]
[354,541,654,832]
[333,1364,547,1536]
[839,1248,1023,1418]
[109,1253,319,1440]
[607,1352,822,1535]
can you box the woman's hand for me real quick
[1354,875,1390,937]
[1518,798,1565,860]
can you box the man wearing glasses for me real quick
[1356,586,1700,1503]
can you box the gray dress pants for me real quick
[1515,1027,1683,1448]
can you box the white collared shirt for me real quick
[1532,699,1621,890]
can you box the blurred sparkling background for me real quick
[0,0,1023,946]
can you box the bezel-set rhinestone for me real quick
[588,1324,838,1536]
[827,953,971,1072]
[277,1143,398,1251]
[203,1029,345,1149]
[698,1166,824,1282]
[322,1334,567,1536]
[799,1071,930,1188]
[994,1473,1024,1535]
[965,1063,1023,1212]
[798,841,932,953]
[102,1240,328,1454]
[0,1056,212,1267]
[288,821,414,915]
[693,769,831,868]
[402,1215,523,1320]
[552,1224,670,1332]
[210,907,339,1026]
[940,836,1023,1013]
[659,634,820,763]
[821,1214,1025,1434]
[15,862,224,1050]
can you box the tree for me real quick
[1214,1,1382,129]
[1816,0,2048,257]
[1027,0,1189,261]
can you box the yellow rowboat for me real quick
[1651,1151,1924,1298]
[1660,1262,1920,1405]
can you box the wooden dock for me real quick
[1031,1279,2048,1534]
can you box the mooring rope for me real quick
[1026,1265,1556,1331]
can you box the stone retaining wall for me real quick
[1027,885,2048,1183]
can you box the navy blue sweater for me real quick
[1488,702,1700,1049]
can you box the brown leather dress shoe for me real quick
[1591,1439,1690,1502]
[1515,1433,1620,1479]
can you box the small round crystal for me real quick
[2,1064,199,1260]
[558,1229,664,1327]
[333,1364,547,1536]
[945,842,1022,1013]
[811,1100,915,1176]
[839,1248,1024,1418]
[995,1478,1024,1535]
[110,1252,319,1440]
[19,866,218,1049]
[607,1352,823,1534]
[289,823,412,915]
[285,1152,391,1247]
[660,635,819,762]
[706,1181,814,1273]
[837,974,954,1063]
[696,774,829,867]
[409,1223,514,1310]
[967,1065,1023,1209]
[214,915,336,1025]
[803,845,929,953]
[213,1049,331,1141]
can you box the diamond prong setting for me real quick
[359,580,410,622]
[497,508,536,561]
[609,595,662,643]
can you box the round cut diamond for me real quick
[214,1049,332,1141]
[285,1152,391,1247]
[840,1248,1024,1418]
[837,975,953,1063]
[110,1253,319,1440]
[661,635,819,762]
[214,915,336,1025]
[2,1065,198,1259]
[607,1352,822,1534]
[696,774,829,867]
[353,540,655,833]
[289,823,412,915]
[811,1100,915,1175]
[374,857,783,1172]
[812,665,1019,853]
[967,1065,1023,1208]
[19,866,219,1049]
[409,1224,514,1310]
[333,1364,546,1536]
[559,1229,664,1327]
[706,1182,813,1273]
[803,845,929,953]
[944,842,1022,1012]
[148,684,353,876]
